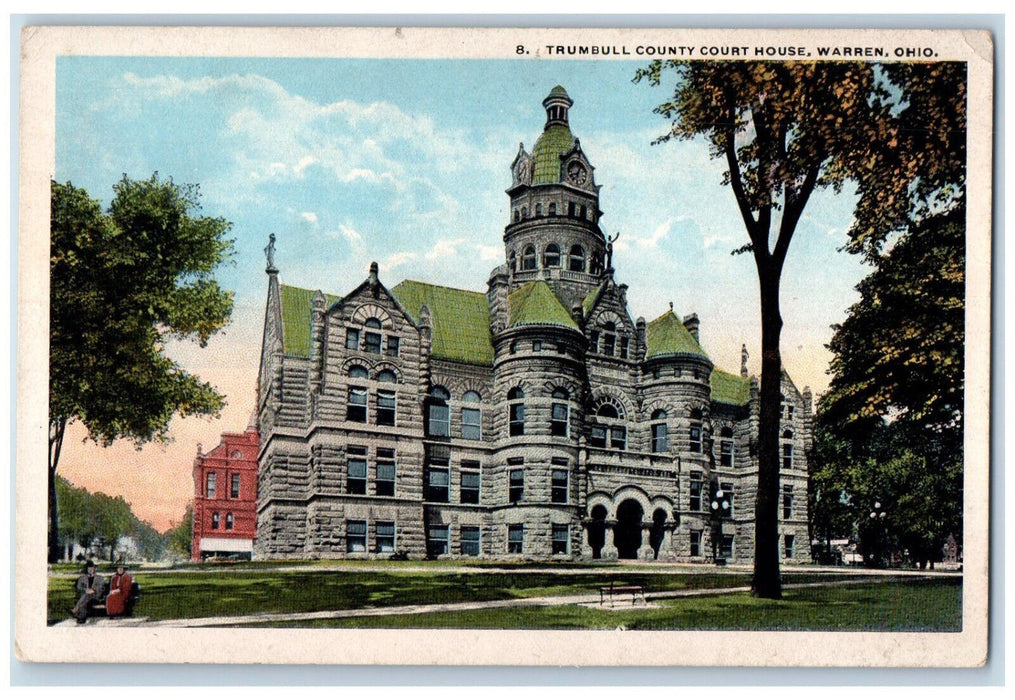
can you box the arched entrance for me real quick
[615,499,644,560]
[588,504,607,559]
[649,508,667,560]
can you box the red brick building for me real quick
[191,420,259,561]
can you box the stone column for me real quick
[637,525,655,560]
[658,526,677,561]
[602,521,619,560]
[580,522,594,559]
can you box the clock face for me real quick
[567,161,588,185]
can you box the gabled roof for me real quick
[582,283,606,317]
[508,281,580,331]
[710,368,751,406]
[391,280,494,366]
[645,310,710,361]
[279,284,340,357]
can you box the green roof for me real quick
[581,283,605,317]
[710,368,751,406]
[391,280,494,366]
[279,285,341,357]
[549,85,569,97]
[645,310,710,361]
[532,123,575,184]
[508,281,580,331]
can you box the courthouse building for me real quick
[254,86,812,562]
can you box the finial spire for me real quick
[741,343,749,377]
[264,233,278,274]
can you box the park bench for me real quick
[598,582,646,607]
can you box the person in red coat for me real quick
[105,564,133,617]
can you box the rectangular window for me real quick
[347,387,368,422]
[428,403,450,437]
[377,389,396,426]
[376,521,396,553]
[782,442,794,469]
[386,335,400,357]
[603,333,616,356]
[551,469,569,504]
[610,426,627,450]
[532,340,542,352]
[619,337,629,359]
[721,482,735,518]
[690,529,702,557]
[689,471,703,511]
[589,425,607,448]
[363,331,382,354]
[427,525,449,557]
[205,472,216,499]
[720,438,734,467]
[720,534,734,559]
[689,425,702,453]
[460,468,481,504]
[551,523,570,555]
[588,330,599,353]
[425,467,450,502]
[462,407,482,440]
[784,534,795,559]
[347,455,367,495]
[347,520,367,553]
[461,526,481,556]
[507,524,524,554]
[783,485,794,519]
[345,328,360,350]
[509,403,525,436]
[651,424,669,452]
[509,469,524,503]
[376,449,396,497]
[230,473,241,499]
[550,403,569,437]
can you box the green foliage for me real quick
[165,503,194,559]
[50,173,234,449]
[55,475,166,562]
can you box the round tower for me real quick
[503,86,607,312]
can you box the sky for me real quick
[54,57,870,530]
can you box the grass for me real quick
[48,562,960,631]
[288,579,962,632]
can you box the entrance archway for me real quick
[649,508,667,559]
[615,499,644,560]
[588,504,607,559]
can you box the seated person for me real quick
[71,560,106,624]
[105,564,134,617]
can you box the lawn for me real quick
[49,564,842,625]
[290,578,962,632]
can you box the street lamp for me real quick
[710,481,732,566]
[869,500,888,567]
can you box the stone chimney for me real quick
[368,261,380,296]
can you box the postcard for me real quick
[16,25,992,666]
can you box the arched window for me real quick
[719,426,735,467]
[508,387,525,436]
[550,388,570,437]
[543,244,561,268]
[427,386,451,437]
[651,409,669,453]
[211,512,220,530]
[591,402,626,450]
[513,209,520,223]
[225,513,234,530]
[509,250,517,271]
[521,246,537,271]
[548,202,557,216]
[377,369,397,383]
[535,203,543,217]
[590,251,604,275]
[782,430,794,469]
[348,365,369,379]
[569,244,585,272]
[688,408,703,453]
[521,206,528,219]
[462,391,482,440]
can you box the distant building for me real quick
[191,420,259,560]
[254,86,812,563]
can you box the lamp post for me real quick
[710,480,732,566]
[868,500,888,568]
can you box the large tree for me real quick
[49,174,234,563]
[635,61,965,597]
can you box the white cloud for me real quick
[476,244,503,262]
[425,238,467,260]
[300,212,318,225]
[379,251,418,272]
[613,218,673,252]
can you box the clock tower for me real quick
[502,86,608,311]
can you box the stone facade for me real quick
[255,86,812,564]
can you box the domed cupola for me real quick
[501,87,608,313]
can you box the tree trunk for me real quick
[48,418,66,564]
[752,267,783,598]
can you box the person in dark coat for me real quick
[71,560,106,624]
[105,564,133,617]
